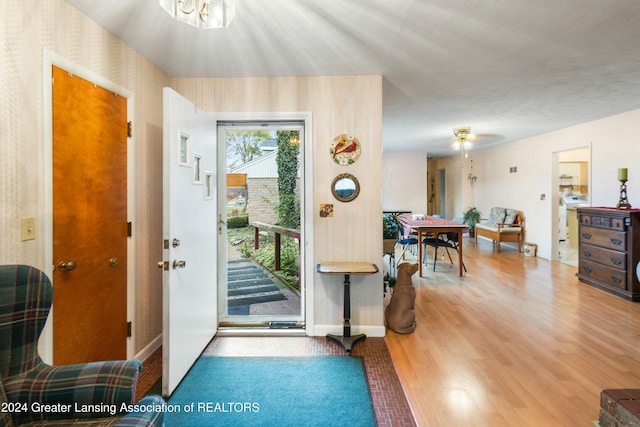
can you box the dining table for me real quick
[398,215,468,277]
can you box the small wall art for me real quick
[330,134,361,165]
[319,203,334,217]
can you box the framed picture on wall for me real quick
[330,134,361,165]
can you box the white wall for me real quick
[445,109,640,260]
[382,152,428,214]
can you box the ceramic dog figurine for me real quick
[385,262,418,334]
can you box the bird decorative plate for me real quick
[330,134,361,165]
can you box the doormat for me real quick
[166,356,376,426]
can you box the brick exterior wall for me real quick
[247,178,301,226]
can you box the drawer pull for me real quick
[582,266,592,273]
[582,250,592,257]
[611,276,622,284]
[581,233,592,239]
[611,258,623,266]
[610,238,623,246]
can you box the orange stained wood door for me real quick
[52,66,128,364]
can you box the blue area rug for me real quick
[166,356,376,426]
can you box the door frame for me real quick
[214,112,314,336]
[437,168,446,218]
[42,49,136,363]
[550,144,592,262]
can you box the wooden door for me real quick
[52,66,128,364]
[162,87,217,396]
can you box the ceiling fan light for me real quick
[452,126,475,153]
[453,126,471,138]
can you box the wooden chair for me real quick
[475,207,524,252]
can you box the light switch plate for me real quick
[21,216,36,241]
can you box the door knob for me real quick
[109,257,119,267]
[58,261,76,272]
[173,260,186,269]
[157,261,168,270]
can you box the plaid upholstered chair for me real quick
[0,265,164,426]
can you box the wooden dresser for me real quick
[577,207,640,301]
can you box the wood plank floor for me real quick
[138,236,640,426]
[385,237,640,426]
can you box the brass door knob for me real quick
[58,261,76,272]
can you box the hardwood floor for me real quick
[385,237,640,426]
[138,236,640,426]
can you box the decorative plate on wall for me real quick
[330,134,361,165]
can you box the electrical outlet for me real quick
[21,216,36,241]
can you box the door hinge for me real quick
[127,222,132,237]
[127,321,132,338]
[127,121,132,138]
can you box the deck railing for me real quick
[251,221,300,271]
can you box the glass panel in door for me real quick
[218,123,304,328]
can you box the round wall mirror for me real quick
[331,173,360,202]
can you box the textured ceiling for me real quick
[65,0,640,157]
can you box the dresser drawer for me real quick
[579,243,627,270]
[579,213,626,231]
[579,226,626,251]
[579,259,626,290]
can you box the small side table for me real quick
[317,262,379,352]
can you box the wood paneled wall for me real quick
[1,0,385,359]
[173,76,384,334]
[1,0,169,356]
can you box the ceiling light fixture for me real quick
[160,0,235,29]
[451,126,476,157]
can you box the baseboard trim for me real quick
[135,333,162,362]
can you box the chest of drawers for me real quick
[577,207,640,301]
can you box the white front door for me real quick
[162,87,218,396]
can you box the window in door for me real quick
[218,122,305,328]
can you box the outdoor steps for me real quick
[227,258,287,312]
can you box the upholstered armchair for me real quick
[0,265,164,426]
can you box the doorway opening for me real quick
[218,122,305,329]
[437,168,446,218]
[552,146,591,266]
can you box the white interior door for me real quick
[162,87,217,396]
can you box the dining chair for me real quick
[396,215,419,265]
[422,231,467,272]
[395,234,419,268]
